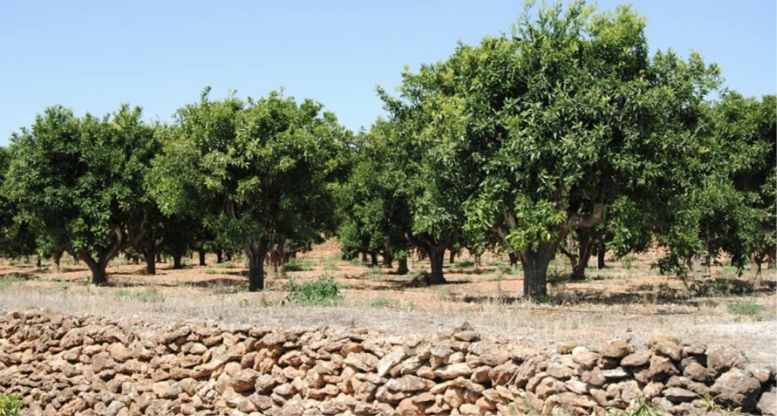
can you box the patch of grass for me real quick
[214,262,236,269]
[716,265,739,276]
[369,296,396,308]
[114,287,165,303]
[455,260,475,268]
[487,274,505,282]
[349,257,366,266]
[283,275,342,306]
[727,300,764,316]
[701,392,741,414]
[0,393,23,416]
[284,259,314,272]
[607,396,669,416]
[0,274,25,290]
[367,267,384,280]
[204,269,220,275]
[323,260,340,271]
[622,254,638,270]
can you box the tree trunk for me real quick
[370,252,378,267]
[79,251,109,286]
[217,250,223,264]
[383,251,393,268]
[53,251,63,273]
[597,242,606,269]
[145,250,156,275]
[397,257,409,275]
[156,253,162,263]
[361,252,368,263]
[245,240,270,292]
[172,253,183,269]
[508,252,519,267]
[428,246,447,284]
[449,250,457,264]
[571,234,594,281]
[226,251,233,262]
[198,249,206,266]
[520,243,555,298]
[36,256,42,268]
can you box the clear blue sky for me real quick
[1,0,774,146]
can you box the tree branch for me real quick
[563,188,605,232]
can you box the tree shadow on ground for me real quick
[459,279,775,308]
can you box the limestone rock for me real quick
[707,345,746,377]
[600,340,632,358]
[710,368,762,413]
[385,375,435,393]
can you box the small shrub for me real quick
[369,296,396,308]
[455,260,475,268]
[283,275,342,306]
[284,259,314,272]
[623,254,638,270]
[0,393,23,416]
[727,300,763,316]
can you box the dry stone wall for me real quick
[0,309,774,416]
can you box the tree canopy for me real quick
[149,88,349,291]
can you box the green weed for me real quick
[369,296,396,308]
[455,260,475,268]
[323,260,340,271]
[727,300,763,316]
[283,275,342,306]
[284,259,314,272]
[114,287,165,303]
[0,393,23,416]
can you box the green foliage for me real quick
[284,259,314,272]
[0,274,25,291]
[369,296,396,308]
[214,262,236,269]
[283,275,342,306]
[2,104,158,284]
[323,259,340,271]
[607,396,669,416]
[0,393,23,416]
[727,300,764,316]
[114,287,165,303]
[149,87,349,291]
[655,92,775,278]
[455,260,475,268]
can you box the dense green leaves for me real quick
[150,87,348,291]
[2,105,156,284]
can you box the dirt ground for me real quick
[1,239,776,366]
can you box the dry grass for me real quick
[1,243,776,366]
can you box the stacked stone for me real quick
[0,309,774,416]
